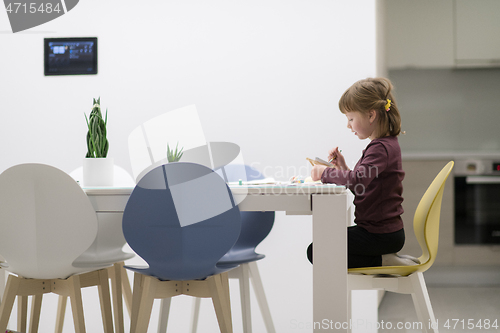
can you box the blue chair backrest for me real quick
[219,165,275,261]
[122,162,242,281]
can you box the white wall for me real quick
[0,1,376,332]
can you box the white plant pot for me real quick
[83,157,114,187]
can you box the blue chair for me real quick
[122,162,242,333]
[190,164,276,333]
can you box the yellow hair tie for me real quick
[385,99,391,111]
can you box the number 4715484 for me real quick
[5,2,62,14]
[443,319,498,330]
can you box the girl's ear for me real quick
[369,109,377,123]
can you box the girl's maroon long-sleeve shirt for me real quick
[321,136,404,234]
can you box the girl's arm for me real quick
[311,165,327,181]
[322,142,389,188]
[311,147,348,181]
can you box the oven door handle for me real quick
[466,176,500,184]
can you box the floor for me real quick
[378,266,500,332]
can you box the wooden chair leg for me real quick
[238,264,252,333]
[190,298,202,333]
[55,296,68,333]
[68,275,86,333]
[208,274,233,333]
[109,263,124,333]
[221,273,232,330]
[97,269,114,333]
[248,261,275,333]
[130,273,143,333]
[29,294,43,333]
[0,275,21,332]
[134,276,156,333]
[120,263,133,317]
[157,298,171,333]
[17,295,28,333]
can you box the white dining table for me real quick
[84,183,353,333]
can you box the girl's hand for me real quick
[311,165,327,181]
[328,147,348,170]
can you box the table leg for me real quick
[312,194,349,333]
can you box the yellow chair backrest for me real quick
[413,161,454,271]
[348,161,454,276]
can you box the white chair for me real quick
[0,163,114,333]
[347,161,454,333]
[53,165,137,333]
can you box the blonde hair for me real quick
[338,77,402,137]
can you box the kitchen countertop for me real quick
[402,151,500,161]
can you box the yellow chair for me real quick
[348,161,454,333]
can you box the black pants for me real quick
[307,226,405,268]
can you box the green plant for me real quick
[167,142,183,162]
[85,97,109,158]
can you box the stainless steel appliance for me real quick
[455,159,500,244]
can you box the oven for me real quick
[455,159,500,244]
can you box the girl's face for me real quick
[345,111,376,140]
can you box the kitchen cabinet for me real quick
[386,0,455,69]
[455,0,500,67]
[386,0,500,69]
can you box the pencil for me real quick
[329,150,342,163]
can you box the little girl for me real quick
[308,77,416,268]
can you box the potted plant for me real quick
[167,142,183,162]
[82,97,114,186]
